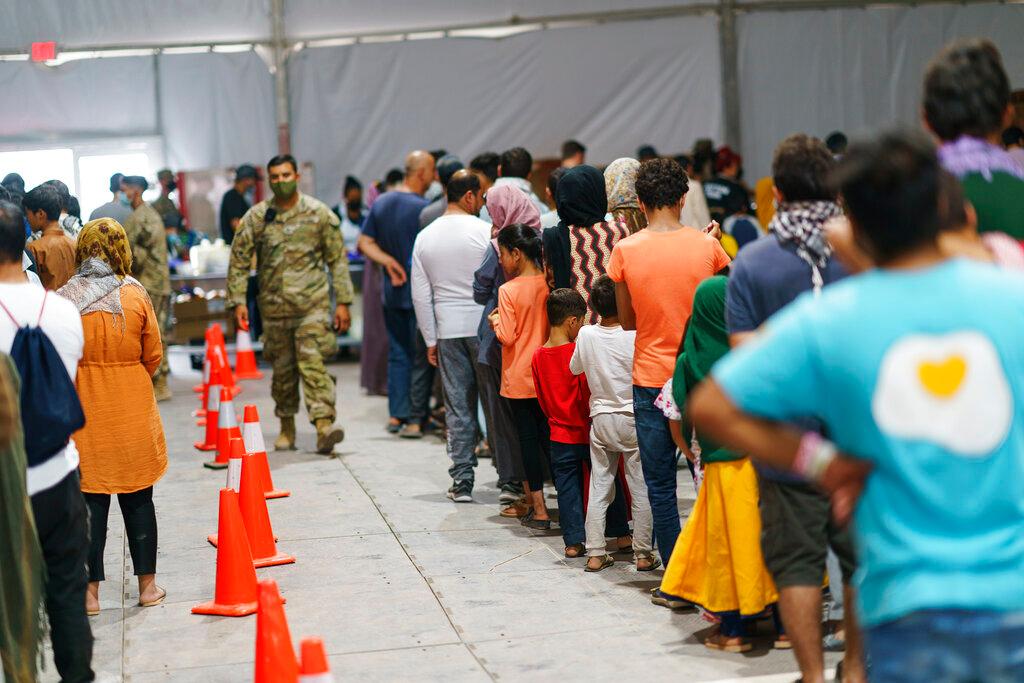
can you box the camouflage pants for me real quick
[150,294,170,381]
[262,312,338,423]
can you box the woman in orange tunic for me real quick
[58,218,168,615]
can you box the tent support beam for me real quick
[271,0,290,154]
[719,0,742,150]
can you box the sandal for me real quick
[500,501,530,518]
[705,631,752,653]
[635,554,661,572]
[773,634,793,650]
[585,555,614,572]
[564,543,585,558]
[139,586,167,608]
[521,514,551,530]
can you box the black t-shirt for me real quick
[702,176,751,223]
[219,188,250,244]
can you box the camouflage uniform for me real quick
[227,193,354,423]
[123,202,171,381]
[150,194,181,228]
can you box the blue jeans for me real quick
[437,337,479,485]
[383,307,415,420]
[633,385,679,564]
[867,610,1024,683]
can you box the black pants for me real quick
[509,398,551,490]
[84,486,157,582]
[31,471,94,682]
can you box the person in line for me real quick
[560,140,586,169]
[725,134,858,678]
[605,158,646,234]
[418,155,463,229]
[924,39,1024,238]
[473,186,538,512]
[637,145,659,163]
[23,184,76,290]
[494,147,548,216]
[607,157,730,572]
[824,131,848,158]
[122,175,172,402]
[703,147,752,224]
[220,164,258,245]
[570,275,655,572]
[658,276,779,653]
[228,155,353,454]
[1004,125,1024,168]
[544,165,629,321]
[0,200,93,682]
[41,179,83,241]
[470,152,499,224]
[359,151,435,438]
[532,289,598,556]
[0,352,46,682]
[678,154,713,231]
[332,175,366,252]
[489,224,550,528]
[411,170,490,502]
[57,218,169,620]
[539,167,566,229]
[89,173,132,224]
[691,130,1024,683]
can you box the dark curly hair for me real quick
[923,39,1009,141]
[772,134,836,202]
[635,158,689,210]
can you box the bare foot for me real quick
[138,574,166,606]
[86,582,100,615]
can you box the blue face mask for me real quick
[118,191,130,207]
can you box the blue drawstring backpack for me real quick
[0,293,85,467]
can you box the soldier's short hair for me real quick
[267,154,298,173]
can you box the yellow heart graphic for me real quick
[918,355,967,398]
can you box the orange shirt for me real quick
[607,228,730,387]
[493,273,549,399]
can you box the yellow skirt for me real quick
[660,458,778,616]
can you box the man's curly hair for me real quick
[635,158,689,210]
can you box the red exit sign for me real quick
[31,42,56,62]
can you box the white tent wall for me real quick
[0,57,156,137]
[737,2,1024,180]
[290,15,723,202]
[158,51,277,171]
[0,0,270,51]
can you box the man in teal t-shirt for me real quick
[690,131,1024,683]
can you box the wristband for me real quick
[793,432,837,482]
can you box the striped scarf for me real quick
[568,218,631,323]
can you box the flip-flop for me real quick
[86,606,100,617]
[585,555,614,572]
[138,587,167,608]
[705,632,752,653]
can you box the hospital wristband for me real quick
[793,432,838,483]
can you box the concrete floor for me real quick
[44,358,839,682]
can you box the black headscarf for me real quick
[556,165,607,227]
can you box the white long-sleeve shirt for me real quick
[410,212,491,347]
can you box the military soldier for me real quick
[122,175,172,402]
[151,169,182,228]
[228,155,353,454]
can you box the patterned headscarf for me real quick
[75,218,133,277]
[604,158,640,211]
[486,185,541,238]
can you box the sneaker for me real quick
[446,480,473,503]
[498,482,524,503]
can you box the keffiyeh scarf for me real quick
[769,200,842,294]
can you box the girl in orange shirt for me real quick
[488,224,551,528]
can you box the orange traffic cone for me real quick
[234,323,264,380]
[193,330,210,393]
[243,405,290,499]
[194,364,222,451]
[299,637,333,682]
[210,323,241,397]
[192,488,259,617]
[208,437,246,546]
[194,347,212,424]
[255,580,298,683]
[239,450,295,568]
[205,388,240,470]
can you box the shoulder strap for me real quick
[0,291,49,328]
[37,291,48,326]
[0,298,16,326]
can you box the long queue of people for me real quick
[359,37,1024,683]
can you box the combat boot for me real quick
[153,375,172,402]
[315,418,345,455]
[274,416,297,451]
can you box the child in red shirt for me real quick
[532,289,593,556]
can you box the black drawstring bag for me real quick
[0,293,85,467]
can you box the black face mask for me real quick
[166,180,177,193]
[346,200,362,212]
